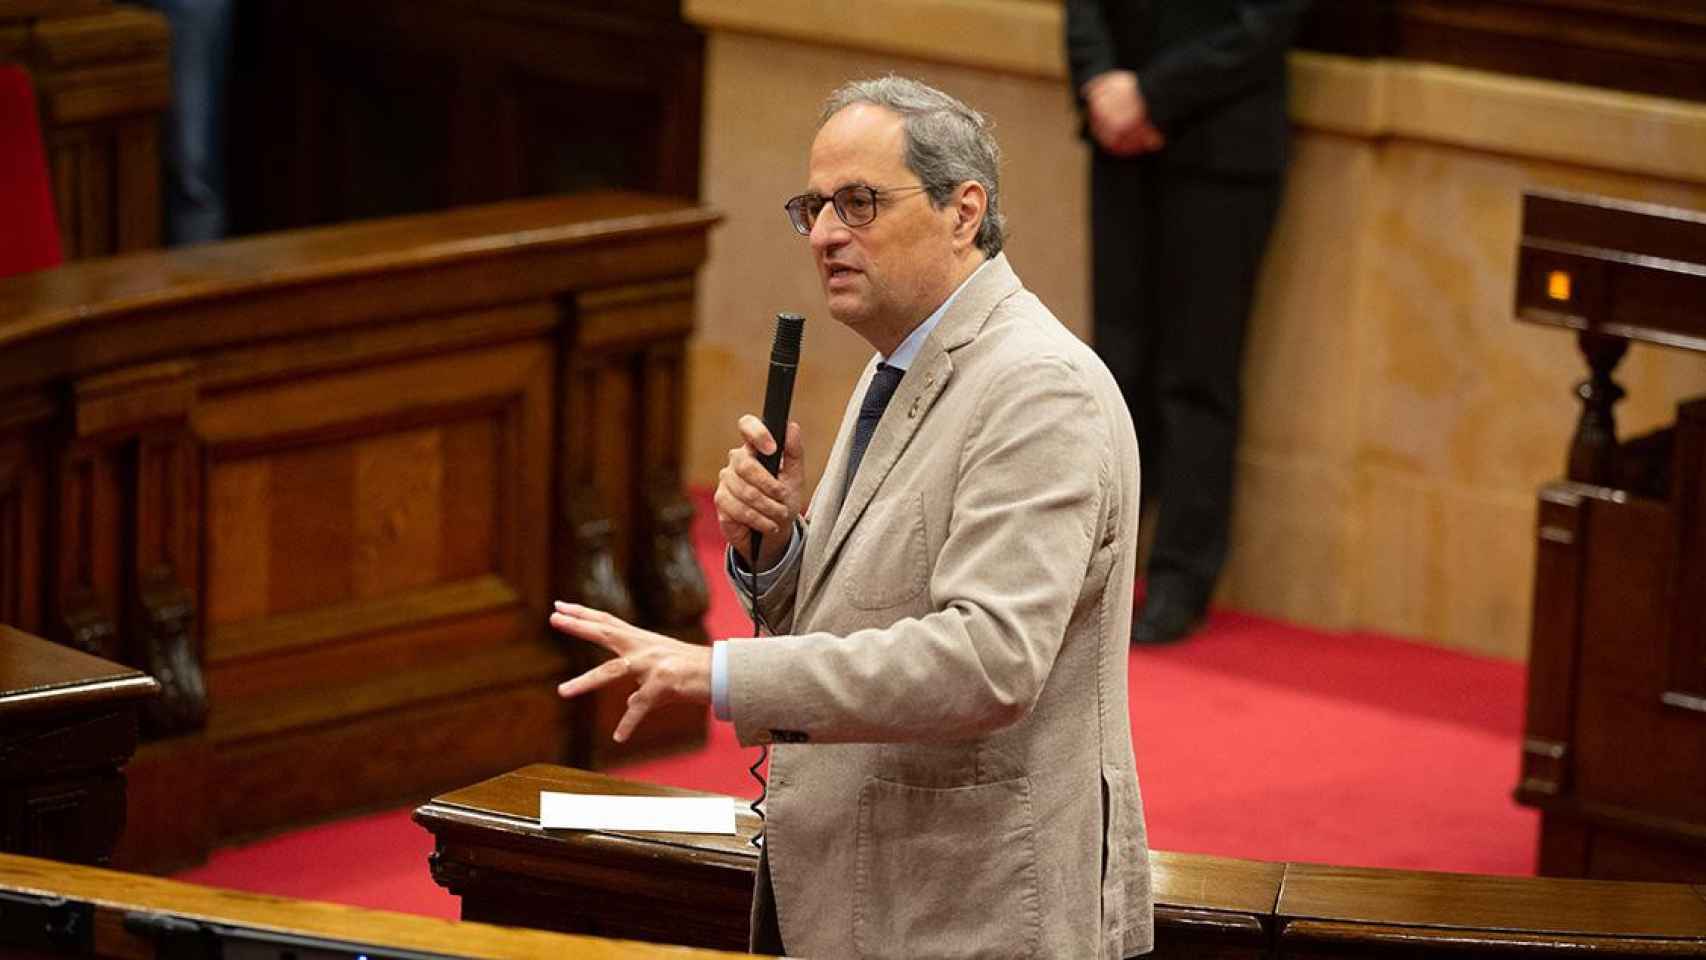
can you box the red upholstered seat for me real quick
[0,63,63,278]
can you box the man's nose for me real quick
[809,205,849,254]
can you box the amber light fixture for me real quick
[1547,269,1573,301]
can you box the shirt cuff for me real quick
[711,640,731,721]
[726,521,804,600]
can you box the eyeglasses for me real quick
[783,184,930,236]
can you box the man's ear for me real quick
[952,181,987,249]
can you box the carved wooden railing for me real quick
[0,192,719,871]
[0,851,751,959]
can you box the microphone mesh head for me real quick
[771,313,805,364]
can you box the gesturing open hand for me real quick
[550,602,712,743]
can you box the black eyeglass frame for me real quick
[783,183,931,236]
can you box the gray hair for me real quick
[821,75,1006,257]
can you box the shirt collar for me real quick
[881,258,990,372]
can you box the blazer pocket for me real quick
[854,776,1041,960]
[843,490,928,610]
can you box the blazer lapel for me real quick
[799,255,1022,613]
[815,350,954,574]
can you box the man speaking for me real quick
[553,76,1152,959]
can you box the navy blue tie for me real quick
[843,362,905,500]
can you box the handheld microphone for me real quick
[751,313,805,567]
[747,312,803,851]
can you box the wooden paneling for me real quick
[561,280,709,769]
[213,682,570,841]
[0,193,720,871]
[1300,0,1706,103]
[1670,401,1706,707]
[1574,500,1703,825]
[0,399,50,635]
[226,0,703,237]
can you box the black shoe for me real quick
[1131,592,1205,646]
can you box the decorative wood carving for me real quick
[130,427,204,737]
[134,568,203,736]
[426,846,482,894]
[1567,332,1628,485]
[635,340,708,636]
[563,482,637,624]
[59,365,210,739]
[58,590,116,660]
[641,474,709,634]
[557,287,709,768]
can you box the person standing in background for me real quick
[1068,0,1308,644]
[136,0,234,245]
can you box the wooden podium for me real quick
[1513,191,1706,881]
[416,765,1706,958]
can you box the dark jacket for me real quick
[1066,0,1308,175]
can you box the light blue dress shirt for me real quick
[712,259,991,720]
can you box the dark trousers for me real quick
[1090,152,1281,606]
[134,0,234,245]
[750,846,785,955]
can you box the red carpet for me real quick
[174,490,1537,918]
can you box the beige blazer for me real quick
[724,255,1151,959]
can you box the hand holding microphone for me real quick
[715,314,806,571]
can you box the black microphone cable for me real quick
[748,562,768,850]
[744,312,803,850]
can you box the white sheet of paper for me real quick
[539,792,737,834]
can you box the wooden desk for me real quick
[417,765,759,951]
[1513,191,1706,881]
[0,192,719,871]
[421,765,1706,958]
[0,625,158,865]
